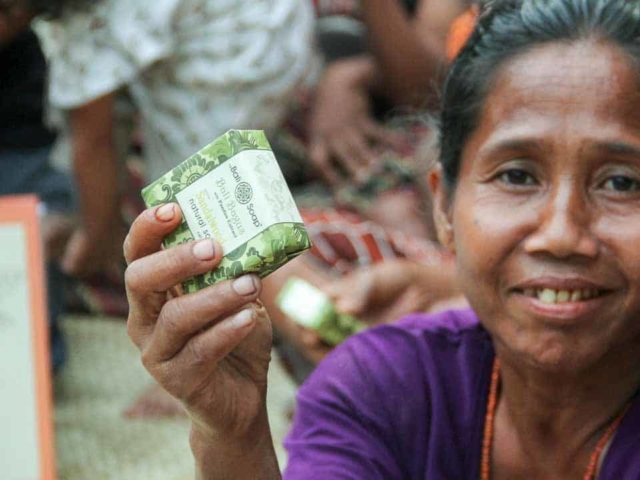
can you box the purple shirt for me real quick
[283,309,640,479]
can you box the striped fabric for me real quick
[301,208,451,275]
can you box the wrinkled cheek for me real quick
[450,194,522,315]
[453,241,497,315]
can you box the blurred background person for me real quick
[265,0,476,384]
[27,0,320,279]
[0,4,75,373]
[0,4,74,372]
[16,0,319,415]
[277,0,472,239]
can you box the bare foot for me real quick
[124,383,187,419]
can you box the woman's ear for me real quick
[428,164,455,253]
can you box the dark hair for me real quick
[6,0,97,18]
[439,0,640,189]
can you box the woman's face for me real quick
[438,40,640,372]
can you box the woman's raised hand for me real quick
[124,204,279,476]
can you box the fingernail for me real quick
[233,275,258,296]
[230,309,254,329]
[193,239,215,260]
[156,204,175,221]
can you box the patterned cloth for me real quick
[36,0,320,181]
[301,208,450,275]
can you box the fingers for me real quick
[333,287,369,316]
[167,306,259,374]
[139,302,269,405]
[126,238,225,351]
[309,139,341,186]
[143,275,262,361]
[325,271,373,316]
[311,122,396,185]
[124,204,183,265]
[297,327,333,365]
[362,120,403,151]
[299,327,325,348]
[331,131,376,183]
[126,238,222,296]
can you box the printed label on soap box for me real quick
[176,149,303,254]
[141,130,312,293]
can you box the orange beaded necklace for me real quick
[480,359,631,480]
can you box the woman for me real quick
[0,9,75,373]
[124,0,640,477]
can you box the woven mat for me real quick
[54,315,297,479]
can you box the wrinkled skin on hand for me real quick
[124,204,274,440]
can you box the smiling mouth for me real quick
[517,288,606,304]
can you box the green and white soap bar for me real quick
[141,130,312,293]
[276,277,366,346]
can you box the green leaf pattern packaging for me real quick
[276,277,366,346]
[141,129,312,293]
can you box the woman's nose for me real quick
[523,185,599,259]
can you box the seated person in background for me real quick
[267,0,476,382]
[15,0,317,415]
[26,0,319,278]
[123,0,640,476]
[0,7,75,373]
[283,0,471,240]
[261,195,464,380]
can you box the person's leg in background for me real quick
[0,145,76,374]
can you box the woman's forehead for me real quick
[477,40,640,136]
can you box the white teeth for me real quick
[570,290,582,302]
[533,288,596,304]
[539,288,557,304]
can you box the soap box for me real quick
[141,130,312,293]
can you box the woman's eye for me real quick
[602,175,640,192]
[498,169,535,186]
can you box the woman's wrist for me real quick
[189,412,281,480]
